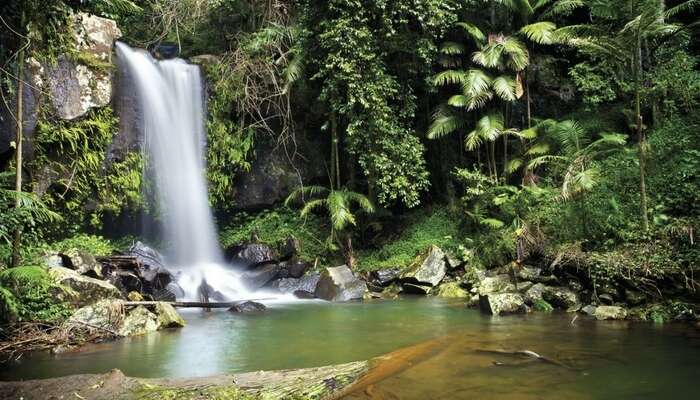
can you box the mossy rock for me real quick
[435,282,468,298]
[533,299,554,312]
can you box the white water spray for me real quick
[116,42,250,301]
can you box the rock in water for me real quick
[370,268,402,286]
[476,274,516,296]
[69,299,124,332]
[542,286,581,311]
[229,301,267,313]
[119,306,159,336]
[479,293,528,316]
[227,243,276,268]
[241,263,281,290]
[155,302,186,328]
[315,265,367,302]
[275,273,321,295]
[594,305,628,320]
[400,246,447,287]
[49,267,123,307]
[436,282,469,298]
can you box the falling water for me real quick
[116,42,249,300]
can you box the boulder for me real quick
[524,283,547,305]
[381,284,402,299]
[542,286,581,311]
[274,273,321,295]
[293,290,316,299]
[477,274,516,296]
[228,243,276,268]
[127,291,143,302]
[119,306,159,336]
[279,236,300,260]
[435,282,469,298]
[479,293,528,316]
[229,301,267,313]
[49,267,123,307]
[68,299,124,332]
[241,263,281,290]
[400,246,447,287]
[594,306,628,320]
[581,304,597,316]
[402,282,433,295]
[282,261,309,279]
[60,249,102,277]
[315,265,367,302]
[126,242,172,287]
[532,299,554,312]
[43,13,121,120]
[370,268,402,286]
[624,289,647,306]
[155,302,186,328]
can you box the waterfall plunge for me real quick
[116,42,249,301]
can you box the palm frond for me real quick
[455,22,486,44]
[492,75,517,101]
[440,41,466,55]
[519,21,558,44]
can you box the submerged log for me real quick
[476,348,576,370]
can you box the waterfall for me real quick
[116,42,249,301]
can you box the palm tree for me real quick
[555,0,697,231]
[427,1,563,180]
[285,185,374,268]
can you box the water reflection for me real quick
[1,299,699,400]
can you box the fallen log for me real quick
[476,348,576,370]
[121,299,274,308]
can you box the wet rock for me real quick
[279,236,300,260]
[542,286,581,311]
[402,282,433,295]
[274,273,321,295]
[155,302,186,328]
[45,252,64,268]
[315,265,367,302]
[127,242,172,285]
[598,293,614,305]
[127,291,143,301]
[594,305,628,320]
[477,274,515,296]
[228,243,276,268]
[517,267,542,281]
[284,260,309,279]
[293,290,316,299]
[229,301,267,313]
[241,263,281,290]
[49,267,123,307]
[581,304,597,316]
[381,284,402,299]
[119,306,158,336]
[370,268,402,286]
[479,293,528,316]
[400,246,447,287]
[532,299,554,312]
[445,253,463,270]
[524,283,547,305]
[163,282,185,299]
[435,282,468,298]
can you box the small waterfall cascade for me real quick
[116,42,249,301]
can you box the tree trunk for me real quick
[330,110,338,190]
[635,33,650,232]
[11,26,25,268]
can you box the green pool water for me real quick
[2,298,699,399]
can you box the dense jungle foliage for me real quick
[0,0,699,320]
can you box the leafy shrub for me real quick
[356,208,462,271]
[219,208,327,262]
[0,266,72,324]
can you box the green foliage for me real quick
[219,208,328,262]
[357,208,462,271]
[0,266,72,324]
[533,299,554,312]
[200,60,254,208]
[32,107,143,229]
[285,186,375,243]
